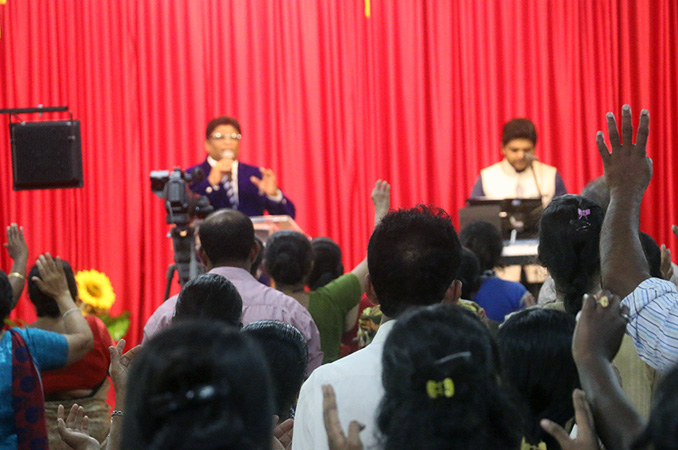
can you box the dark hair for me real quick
[377,304,522,450]
[199,210,255,265]
[460,220,504,271]
[639,232,662,279]
[634,363,678,450]
[173,274,243,328]
[27,260,78,318]
[265,231,312,286]
[122,321,273,450]
[457,248,481,299]
[497,308,578,449]
[307,237,344,290]
[367,205,462,318]
[538,195,604,315]
[242,320,308,420]
[502,118,537,146]
[0,271,13,320]
[580,176,610,214]
[205,116,242,139]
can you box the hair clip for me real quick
[433,351,472,367]
[150,384,223,416]
[578,208,591,220]
[426,377,455,399]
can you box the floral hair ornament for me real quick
[578,208,591,220]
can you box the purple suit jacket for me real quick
[188,159,295,218]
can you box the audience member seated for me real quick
[293,204,463,450]
[265,180,390,364]
[307,238,344,291]
[122,320,275,450]
[457,247,481,300]
[324,304,522,449]
[27,260,113,449]
[460,220,532,322]
[143,208,323,373]
[538,193,658,415]
[172,273,243,328]
[243,320,308,421]
[497,308,578,449]
[0,254,93,449]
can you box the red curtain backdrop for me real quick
[1,0,677,345]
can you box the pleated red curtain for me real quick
[1,0,677,345]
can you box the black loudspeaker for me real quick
[10,120,83,190]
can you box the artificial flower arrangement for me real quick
[75,269,129,340]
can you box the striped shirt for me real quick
[623,277,678,372]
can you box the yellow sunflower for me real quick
[75,269,116,311]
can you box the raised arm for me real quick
[4,224,28,308]
[597,106,652,297]
[32,254,93,365]
[350,180,391,293]
[571,292,645,450]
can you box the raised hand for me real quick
[596,105,651,197]
[250,168,280,197]
[32,254,71,301]
[272,416,294,450]
[371,180,391,223]
[660,244,673,281]
[56,404,101,450]
[4,223,28,262]
[109,339,143,398]
[541,389,600,450]
[573,291,629,364]
[322,385,364,450]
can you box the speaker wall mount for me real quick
[1,105,83,190]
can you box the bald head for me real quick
[199,209,255,266]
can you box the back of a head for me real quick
[580,176,610,214]
[378,304,521,450]
[27,260,78,318]
[502,118,537,146]
[0,271,13,321]
[242,320,308,420]
[173,274,243,328]
[123,321,273,450]
[457,247,481,299]
[460,221,504,272]
[538,195,604,315]
[635,363,678,450]
[367,205,462,318]
[639,232,662,279]
[497,308,578,449]
[199,210,255,266]
[307,237,344,291]
[264,231,312,286]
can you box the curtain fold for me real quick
[1,0,676,345]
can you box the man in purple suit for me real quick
[188,116,296,218]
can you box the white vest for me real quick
[480,159,558,207]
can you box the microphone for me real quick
[222,150,236,160]
[526,153,543,201]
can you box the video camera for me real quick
[150,167,213,225]
[150,167,214,295]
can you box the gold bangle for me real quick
[8,272,24,280]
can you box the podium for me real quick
[250,215,306,243]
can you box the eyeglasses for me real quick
[210,132,242,141]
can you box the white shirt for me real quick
[292,320,396,450]
[480,159,559,207]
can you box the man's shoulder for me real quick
[143,295,179,341]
